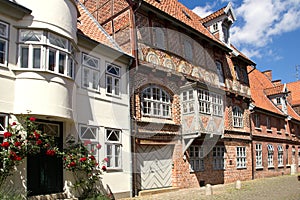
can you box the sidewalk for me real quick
[121,174,300,200]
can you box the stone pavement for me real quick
[121,174,300,200]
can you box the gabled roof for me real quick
[287,81,300,106]
[77,1,123,52]
[200,2,236,24]
[248,66,300,121]
[247,66,283,115]
[143,0,227,48]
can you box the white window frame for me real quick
[213,146,226,170]
[0,21,9,67]
[0,113,8,135]
[106,63,121,96]
[105,128,122,170]
[278,145,283,167]
[18,29,75,78]
[233,106,243,128]
[79,124,99,162]
[82,53,100,91]
[141,86,172,118]
[216,61,225,85]
[276,97,281,105]
[189,145,204,172]
[267,144,274,167]
[236,146,246,169]
[211,93,223,116]
[198,89,211,114]
[182,89,194,114]
[256,143,262,168]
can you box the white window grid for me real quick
[256,143,262,168]
[267,144,274,167]
[182,90,194,114]
[18,29,75,78]
[82,53,100,91]
[0,21,9,66]
[79,124,99,162]
[233,106,243,128]
[213,146,226,170]
[106,63,121,96]
[141,86,171,118]
[105,128,122,169]
[0,114,8,135]
[198,89,223,116]
[189,146,204,172]
[216,61,225,84]
[278,145,284,166]
[236,146,246,168]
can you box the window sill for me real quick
[106,93,122,99]
[268,166,275,169]
[237,167,247,170]
[286,165,291,168]
[255,127,262,131]
[285,132,289,135]
[276,131,282,134]
[256,166,264,170]
[13,68,74,80]
[278,165,284,168]
[267,129,273,133]
[140,117,175,125]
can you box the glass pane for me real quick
[114,78,120,95]
[0,23,7,37]
[49,33,67,49]
[21,47,29,68]
[0,116,5,131]
[107,130,119,141]
[107,65,120,76]
[92,72,98,90]
[83,69,89,88]
[81,127,96,139]
[83,54,99,69]
[33,48,41,68]
[106,76,112,93]
[20,30,42,42]
[48,50,55,71]
[59,53,66,74]
[0,40,5,64]
[67,58,74,78]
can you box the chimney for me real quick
[272,80,282,86]
[262,70,272,81]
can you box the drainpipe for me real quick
[249,103,255,180]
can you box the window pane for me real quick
[67,58,74,78]
[106,145,112,167]
[59,53,66,74]
[0,40,5,64]
[21,46,29,68]
[114,78,120,95]
[83,69,89,88]
[20,30,42,42]
[33,48,41,68]
[107,130,119,141]
[0,23,7,37]
[106,76,112,93]
[48,50,55,71]
[92,72,98,90]
[0,115,6,131]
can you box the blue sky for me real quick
[178,0,300,83]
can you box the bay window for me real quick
[18,29,75,78]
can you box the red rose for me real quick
[4,132,12,138]
[84,140,92,146]
[70,161,76,167]
[34,131,40,139]
[96,144,102,149]
[29,117,36,121]
[104,157,109,162]
[11,122,17,126]
[36,139,42,145]
[1,142,10,148]
[79,157,87,162]
[89,155,96,160]
[101,166,107,171]
[46,149,56,156]
[14,141,21,147]
[15,156,22,161]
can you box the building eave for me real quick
[0,0,32,20]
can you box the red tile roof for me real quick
[77,1,122,51]
[200,5,227,24]
[264,85,284,96]
[287,81,300,105]
[247,66,283,115]
[248,66,300,121]
[143,0,224,46]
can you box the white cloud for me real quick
[192,4,214,18]
[231,0,300,58]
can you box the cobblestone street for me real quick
[122,174,300,200]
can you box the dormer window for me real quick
[213,23,218,31]
[276,97,281,105]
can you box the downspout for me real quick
[249,103,255,180]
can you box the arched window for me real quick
[232,106,243,127]
[141,86,171,118]
[216,61,225,84]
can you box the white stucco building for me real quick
[0,0,132,198]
